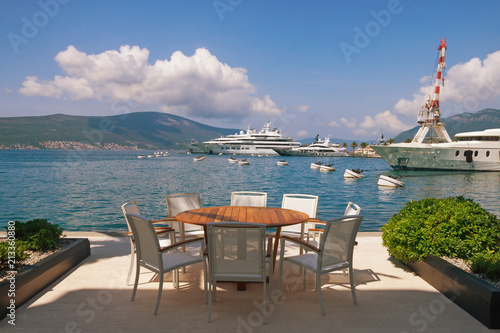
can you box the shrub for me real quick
[11,219,63,251]
[1,219,64,270]
[0,241,28,270]
[470,252,500,281]
[381,196,500,263]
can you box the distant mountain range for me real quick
[0,112,239,149]
[393,108,500,142]
[1,109,499,149]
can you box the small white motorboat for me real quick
[378,175,404,187]
[228,157,238,163]
[193,155,206,162]
[163,152,170,157]
[137,154,146,159]
[238,159,250,165]
[277,160,288,166]
[310,162,322,169]
[344,168,364,178]
[147,154,155,158]
[320,163,335,172]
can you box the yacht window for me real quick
[455,151,459,157]
[486,151,490,157]
[474,151,478,157]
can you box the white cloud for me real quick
[19,45,283,119]
[295,105,309,113]
[354,110,411,136]
[340,117,357,129]
[394,50,500,116]
[297,130,308,137]
[328,121,340,128]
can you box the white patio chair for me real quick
[308,202,362,244]
[121,201,175,285]
[204,222,273,323]
[278,215,363,315]
[267,194,318,254]
[230,191,267,207]
[125,213,206,315]
[165,193,205,242]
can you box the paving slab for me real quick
[1,232,497,332]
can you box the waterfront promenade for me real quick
[1,232,496,332]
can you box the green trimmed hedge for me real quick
[381,197,500,265]
[1,219,63,271]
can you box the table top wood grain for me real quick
[176,206,309,227]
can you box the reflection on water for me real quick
[0,150,498,232]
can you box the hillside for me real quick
[393,108,500,142]
[0,112,239,149]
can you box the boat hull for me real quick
[274,148,348,157]
[371,143,500,171]
[344,169,364,178]
[378,175,404,187]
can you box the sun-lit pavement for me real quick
[1,231,496,333]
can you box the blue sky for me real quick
[2,0,500,141]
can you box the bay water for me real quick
[1,149,499,232]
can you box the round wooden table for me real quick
[176,206,309,275]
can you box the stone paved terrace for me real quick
[1,232,498,333]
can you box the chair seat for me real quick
[145,251,203,272]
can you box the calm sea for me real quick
[1,149,499,232]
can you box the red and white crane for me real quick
[413,39,452,143]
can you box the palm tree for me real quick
[350,141,358,153]
[360,142,368,149]
[387,138,395,144]
[342,142,348,149]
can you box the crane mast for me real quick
[412,39,452,143]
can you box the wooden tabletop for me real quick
[176,206,309,227]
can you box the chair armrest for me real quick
[281,235,320,253]
[308,228,325,232]
[154,226,174,232]
[155,217,178,222]
[159,236,204,252]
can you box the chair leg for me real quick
[131,264,140,301]
[263,273,267,323]
[208,277,213,322]
[126,241,135,285]
[269,259,273,304]
[154,272,164,315]
[349,266,357,305]
[316,273,326,316]
[278,245,285,301]
[203,260,208,304]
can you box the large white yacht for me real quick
[371,39,500,171]
[199,122,301,156]
[274,136,348,157]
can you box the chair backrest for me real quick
[281,194,318,234]
[121,201,140,233]
[125,213,162,269]
[206,222,266,282]
[318,215,363,270]
[344,202,361,216]
[166,193,202,232]
[230,191,267,207]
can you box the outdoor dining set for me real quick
[120,192,363,322]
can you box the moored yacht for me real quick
[371,39,500,171]
[274,136,348,157]
[199,122,301,156]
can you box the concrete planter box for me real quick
[0,238,90,320]
[407,256,500,329]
